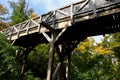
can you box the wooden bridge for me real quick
[0,0,120,80]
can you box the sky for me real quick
[0,0,80,15]
[0,0,104,42]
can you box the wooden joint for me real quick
[57,10,69,16]
[31,19,40,26]
[42,11,54,22]
[76,0,90,12]
[41,21,55,31]
[55,27,68,42]
[13,26,19,32]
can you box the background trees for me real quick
[1,32,120,79]
[0,33,21,80]
[0,4,8,21]
[0,0,120,79]
[9,0,33,25]
[71,33,120,80]
[0,4,9,30]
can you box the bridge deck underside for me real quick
[14,12,120,47]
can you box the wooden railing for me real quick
[0,0,120,40]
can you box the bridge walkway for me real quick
[0,0,120,80]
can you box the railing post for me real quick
[71,4,74,25]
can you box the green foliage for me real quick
[1,32,119,79]
[0,33,21,80]
[22,33,120,79]
[71,33,120,80]
[11,6,28,25]
[23,70,41,80]
[26,43,50,79]
[9,0,30,25]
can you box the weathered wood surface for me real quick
[0,0,120,40]
[0,1,119,80]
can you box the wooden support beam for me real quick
[52,62,61,80]
[37,24,41,33]
[41,21,55,31]
[55,27,67,42]
[42,32,52,42]
[54,44,67,80]
[47,33,56,80]
[11,40,16,45]
[66,53,71,80]
[70,4,74,25]
[43,11,54,22]
[46,11,56,80]
[38,17,42,33]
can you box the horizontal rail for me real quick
[0,0,120,40]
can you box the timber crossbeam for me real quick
[0,0,120,41]
[0,0,120,80]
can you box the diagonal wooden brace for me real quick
[76,0,90,12]
[41,21,55,31]
[52,62,61,80]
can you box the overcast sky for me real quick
[0,0,104,42]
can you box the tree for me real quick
[71,36,120,79]
[0,4,8,21]
[0,4,9,30]
[26,44,50,79]
[14,43,50,79]
[9,0,32,25]
[108,32,120,79]
[0,33,21,80]
[29,9,38,19]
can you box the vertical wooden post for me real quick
[71,4,74,25]
[47,10,56,80]
[47,33,55,80]
[66,53,71,80]
[54,44,67,80]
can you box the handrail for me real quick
[0,0,119,40]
